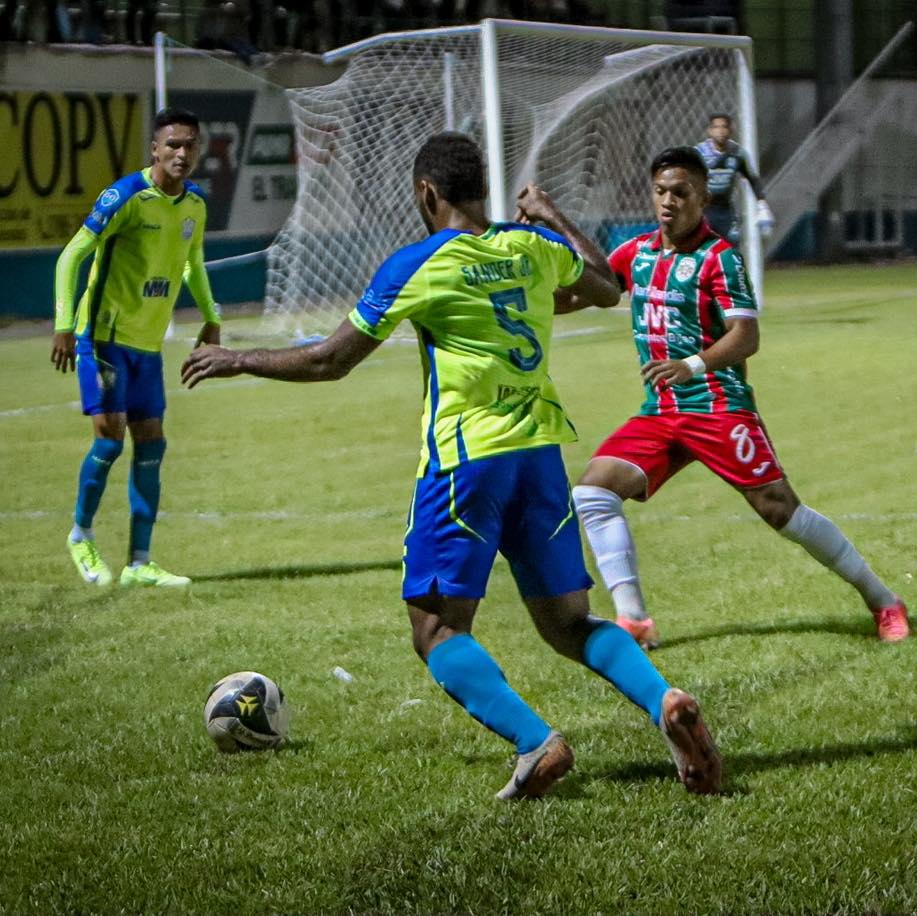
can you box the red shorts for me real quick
[593,410,785,499]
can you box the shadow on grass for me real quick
[194,559,402,582]
[657,616,871,649]
[571,727,917,799]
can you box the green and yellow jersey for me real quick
[348,223,584,474]
[54,167,218,352]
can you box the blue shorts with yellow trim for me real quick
[402,445,592,601]
[76,336,166,421]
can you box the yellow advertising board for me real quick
[0,91,143,248]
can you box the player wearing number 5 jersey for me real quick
[570,146,908,647]
[182,133,724,800]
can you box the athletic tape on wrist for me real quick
[683,354,706,376]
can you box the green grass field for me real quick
[1,263,915,915]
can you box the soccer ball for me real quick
[204,671,290,752]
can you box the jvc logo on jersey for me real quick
[643,301,667,332]
[142,277,171,298]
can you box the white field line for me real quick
[3,508,915,524]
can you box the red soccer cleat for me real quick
[871,598,909,642]
[615,616,661,650]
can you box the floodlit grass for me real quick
[1,262,915,915]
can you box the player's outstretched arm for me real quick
[181,317,382,389]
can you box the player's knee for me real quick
[407,600,447,660]
[746,483,798,529]
[93,414,127,440]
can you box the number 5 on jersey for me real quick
[489,288,543,372]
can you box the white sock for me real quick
[572,484,648,621]
[131,551,150,567]
[70,524,94,543]
[780,505,895,610]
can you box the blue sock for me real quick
[582,621,670,726]
[426,634,551,754]
[74,438,124,530]
[129,439,166,561]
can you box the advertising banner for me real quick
[0,91,143,247]
[166,89,296,235]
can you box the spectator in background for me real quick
[126,0,156,43]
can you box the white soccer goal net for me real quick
[264,20,758,337]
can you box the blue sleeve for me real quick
[83,172,147,235]
[352,230,458,335]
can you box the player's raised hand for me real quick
[51,331,76,373]
[641,358,694,390]
[514,183,558,225]
[181,344,241,389]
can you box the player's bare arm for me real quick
[515,183,620,311]
[181,318,381,389]
[641,317,758,388]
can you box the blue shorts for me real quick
[402,445,593,601]
[76,336,166,421]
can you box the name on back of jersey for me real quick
[460,254,532,287]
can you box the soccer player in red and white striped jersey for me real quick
[570,147,908,645]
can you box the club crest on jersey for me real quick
[675,259,696,282]
[181,218,195,240]
[99,188,120,208]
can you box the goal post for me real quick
[264,19,761,336]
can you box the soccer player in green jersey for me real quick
[51,107,221,588]
[181,132,722,799]
[571,146,908,646]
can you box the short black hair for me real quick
[152,107,200,135]
[650,146,708,183]
[708,113,733,127]
[412,132,486,205]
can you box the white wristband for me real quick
[683,354,707,376]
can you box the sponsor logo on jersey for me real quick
[675,259,696,282]
[89,209,108,227]
[632,284,685,305]
[142,277,171,298]
[99,188,120,208]
[181,218,195,240]
[141,223,161,231]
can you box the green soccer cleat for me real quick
[68,536,113,586]
[120,561,191,588]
